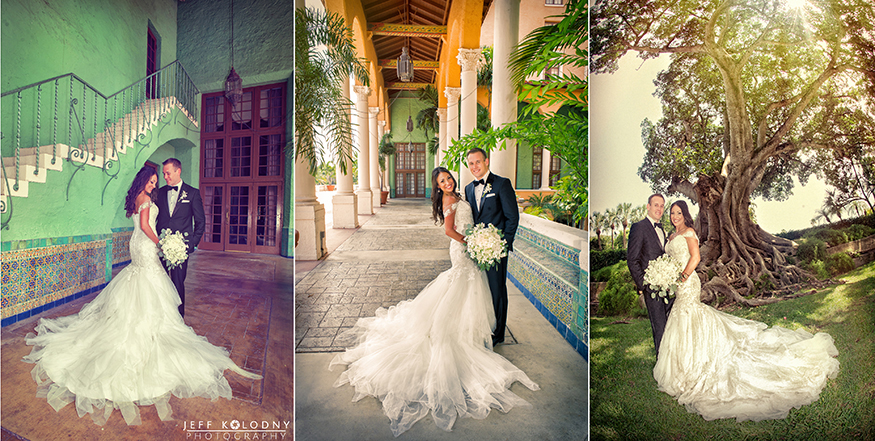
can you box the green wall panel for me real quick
[176,0,293,94]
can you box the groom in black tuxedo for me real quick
[156,158,205,318]
[464,148,519,346]
[627,193,673,355]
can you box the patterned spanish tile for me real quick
[517,226,581,267]
[2,239,109,320]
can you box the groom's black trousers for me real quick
[162,258,188,318]
[486,254,510,343]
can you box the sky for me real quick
[590,56,829,234]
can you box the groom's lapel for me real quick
[467,182,479,220]
[479,173,497,212]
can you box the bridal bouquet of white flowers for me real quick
[464,223,508,271]
[643,254,683,304]
[158,229,189,269]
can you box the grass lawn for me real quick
[590,262,875,441]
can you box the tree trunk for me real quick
[669,173,824,307]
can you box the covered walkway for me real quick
[294,196,588,440]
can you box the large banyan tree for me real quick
[592,0,875,305]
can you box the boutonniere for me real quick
[179,190,188,200]
[483,183,492,194]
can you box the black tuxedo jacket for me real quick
[465,172,519,251]
[156,182,206,253]
[627,217,667,292]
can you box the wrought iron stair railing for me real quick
[1,60,200,230]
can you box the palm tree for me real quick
[615,202,633,249]
[415,85,440,155]
[590,211,606,250]
[295,7,369,174]
[605,208,618,249]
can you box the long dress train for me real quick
[23,201,260,426]
[653,229,840,421]
[329,200,539,437]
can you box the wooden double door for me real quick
[394,143,427,198]
[198,83,286,254]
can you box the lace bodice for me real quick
[130,201,163,271]
[444,200,478,272]
[665,229,700,306]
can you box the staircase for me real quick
[1,61,200,226]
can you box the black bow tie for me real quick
[654,221,663,229]
[474,179,485,186]
[170,185,180,192]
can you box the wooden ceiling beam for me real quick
[367,22,447,37]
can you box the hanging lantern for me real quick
[406,115,414,132]
[408,141,414,152]
[397,47,414,82]
[224,0,242,107]
[224,67,243,107]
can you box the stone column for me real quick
[369,107,381,209]
[457,48,481,187]
[333,74,358,228]
[444,87,461,183]
[490,0,520,187]
[295,154,326,260]
[354,85,373,215]
[378,120,388,199]
[540,148,552,189]
[436,107,447,169]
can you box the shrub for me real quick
[597,264,639,316]
[845,224,875,241]
[797,238,827,263]
[591,249,627,272]
[825,252,855,276]
[592,260,627,283]
[807,228,848,246]
[805,260,830,280]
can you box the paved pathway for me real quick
[295,198,589,440]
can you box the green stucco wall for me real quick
[517,140,534,189]
[1,0,178,94]
[176,0,294,94]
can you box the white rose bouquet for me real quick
[464,223,508,271]
[643,254,683,304]
[158,229,189,269]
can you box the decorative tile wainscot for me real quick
[508,213,589,360]
[1,234,115,327]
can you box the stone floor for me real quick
[295,198,588,440]
[1,251,294,440]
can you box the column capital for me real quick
[378,120,387,127]
[437,108,447,120]
[456,48,482,72]
[368,106,380,116]
[354,85,371,101]
[444,87,461,103]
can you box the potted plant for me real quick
[378,132,396,204]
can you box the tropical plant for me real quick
[415,85,440,141]
[377,132,397,192]
[295,7,369,174]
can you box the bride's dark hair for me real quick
[670,200,695,229]
[125,166,158,218]
[431,167,461,226]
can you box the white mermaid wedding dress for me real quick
[23,201,259,426]
[653,229,840,421]
[330,200,539,437]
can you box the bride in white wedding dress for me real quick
[653,200,840,421]
[330,167,539,437]
[22,166,260,426]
